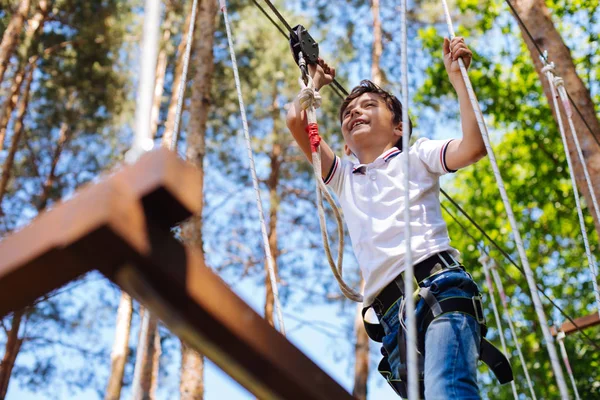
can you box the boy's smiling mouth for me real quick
[350,118,368,131]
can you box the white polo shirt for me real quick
[324,137,460,306]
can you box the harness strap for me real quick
[418,291,513,385]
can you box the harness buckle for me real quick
[472,295,485,325]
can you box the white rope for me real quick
[556,331,582,400]
[490,259,538,400]
[438,2,570,397]
[399,0,417,398]
[220,0,285,334]
[297,71,363,303]
[542,63,600,319]
[126,0,161,163]
[169,0,200,151]
[479,251,520,400]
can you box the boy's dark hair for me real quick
[339,80,413,151]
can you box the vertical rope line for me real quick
[480,251,520,400]
[544,65,600,319]
[127,0,161,163]
[490,265,538,400]
[399,0,417,398]
[221,1,285,334]
[299,73,362,302]
[169,0,200,151]
[557,332,582,400]
[439,2,570,397]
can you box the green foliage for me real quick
[415,0,600,397]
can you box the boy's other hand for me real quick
[443,37,472,85]
[308,58,336,91]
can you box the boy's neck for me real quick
[355,144,398,164]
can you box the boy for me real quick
[286,37,510,399]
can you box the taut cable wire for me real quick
[543,62,600,319]
[220,0,285,334]
[489,257,538,400]
[556,331,582,400]
[399,0,417,397]
[439,2,570,396]
[479,251,520,400]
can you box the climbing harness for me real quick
[290,26,363,303]
[361,252,513,398]
[439,1,570,397]
[542,60,600,319]
[221,0,286,333]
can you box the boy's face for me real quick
[340,93,402,157]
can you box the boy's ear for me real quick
[344,144,353,156]
[393,121,403,138]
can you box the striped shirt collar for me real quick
[352,147,402,174]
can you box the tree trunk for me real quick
[104,292,133,400]
[0,0,49,153]
[179,0,217,397]
[0,62,25,153]
[0,0,30,84]
[0,60,35,207]
[180,343,204,400]
[0,310,24,399]
[512,0,600,236]
[352,279,369,400]
[132,313,160,400]
[264,83,284,327]
[370,0,383,86]
[162,6,194,148]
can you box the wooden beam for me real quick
[551,313,600,336]
[0,148,201,317]
[107,226,355,400]
[0,148,355,399]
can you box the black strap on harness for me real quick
[417,289,513,385]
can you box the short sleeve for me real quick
[323,155,346,195]
[413,137,457,175]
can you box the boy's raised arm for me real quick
[286,58,337,179]
[442,37,488,171]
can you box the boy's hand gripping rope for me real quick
[297,54,363,303]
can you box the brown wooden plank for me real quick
[0,179,147,317]
[551,313,600,336]
[108,225,356,400]
[0,148,201,317]
[113,147,202,228]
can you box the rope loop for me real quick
[541,62,556,75]
[553,76,565,88]
[298,81,322,110]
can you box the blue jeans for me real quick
[379,268,482,399]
